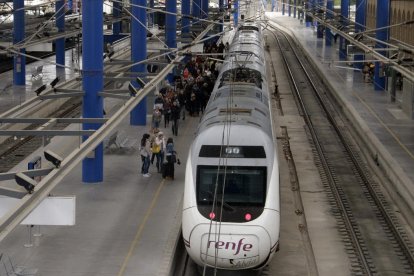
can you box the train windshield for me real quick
[197,166,266,206]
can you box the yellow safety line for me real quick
[117,178,166,276]
[117,113,196,275]
[353,92,414,160]
[328,64,414,160]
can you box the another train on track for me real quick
[182,21,280,271]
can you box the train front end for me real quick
[182,126,280,270]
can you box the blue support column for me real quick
[113,0,121,35]
[233,0,238,27]
[271,0,275,12]
[67,0,73,11]
[130,0,147,125]
[288,0,291,16]
[339,0,349,60]
[82,0,104,183]
[166,0,177,83]
[56,0,65,68]
[293,0,296,18]
[13,0,25,86]
[192,0,201,20]
[202,0,208,18]
[374,0,389,90]
[354,0,366,69]
[182,0,191,34]
[218,0,224,31]
[305,1,311,27]
[325,0,333,46]
[282,0,285,15]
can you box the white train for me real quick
[182,22,280,271]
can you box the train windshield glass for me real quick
[197,166,266,206]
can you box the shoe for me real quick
[143,173,151,177]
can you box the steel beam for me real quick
[0,25,215,243]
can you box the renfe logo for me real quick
[208,238,253,255]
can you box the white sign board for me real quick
[0,196,76,226]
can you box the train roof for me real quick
[196,83,272,138]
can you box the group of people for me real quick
[140,131,179,179]
[362,62,375,83]
[140,39,228,180]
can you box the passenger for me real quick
[163,137,178,180]
[164,98,171,128]
[140,133,152,177]
[177,89,186,120]
[152,107,162,132]
[152,131,166,173]
[154,94,164,113]
[170,100,181,136]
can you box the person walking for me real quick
[164,137,177,180]
[152,107,162,132]
[140,133,151,177]
[170,100,180,136]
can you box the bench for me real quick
[105,131,138,152]
[31,65,43,82]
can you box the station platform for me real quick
[0,50,79,114]
[0,111,199,276]
[0,14,413,276]
[266,12,414,219]
[0,30,237,276]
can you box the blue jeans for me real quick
[153,151,164,172]
[141,155,150,174]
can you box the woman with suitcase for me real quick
[163,137,178,180]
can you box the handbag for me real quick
[171,154,177,163]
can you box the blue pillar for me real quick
[271,0,275,12]
[325,0,333,46]
[339,0,349,60]
[56,0,65,68]
[305,1,311,27]
[374,0,389,90]
[218,0,224,31]
[130,0,147,125]
[192,0,201,21]
[293,0,296,17]
[82,0,104,182]
[67,0,73,11]
[13,0,25,86]
[202,0,208,18]
[282,0,285,15]
[166,0,177,83]
[354,0,366,69]
[182,0,191,34]
[233,0,238,27]
[288,0,291,16]
[113,0,121,34]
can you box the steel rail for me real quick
[0,24,214,242]
[268,24,374,275]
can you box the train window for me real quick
[196,165,266,206]
[219,68,262,89]
[199,145,266,158]
[239,26,259,32]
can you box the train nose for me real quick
[200,234,261,269]
[190,224,271,270]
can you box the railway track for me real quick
[267,23,414,275]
